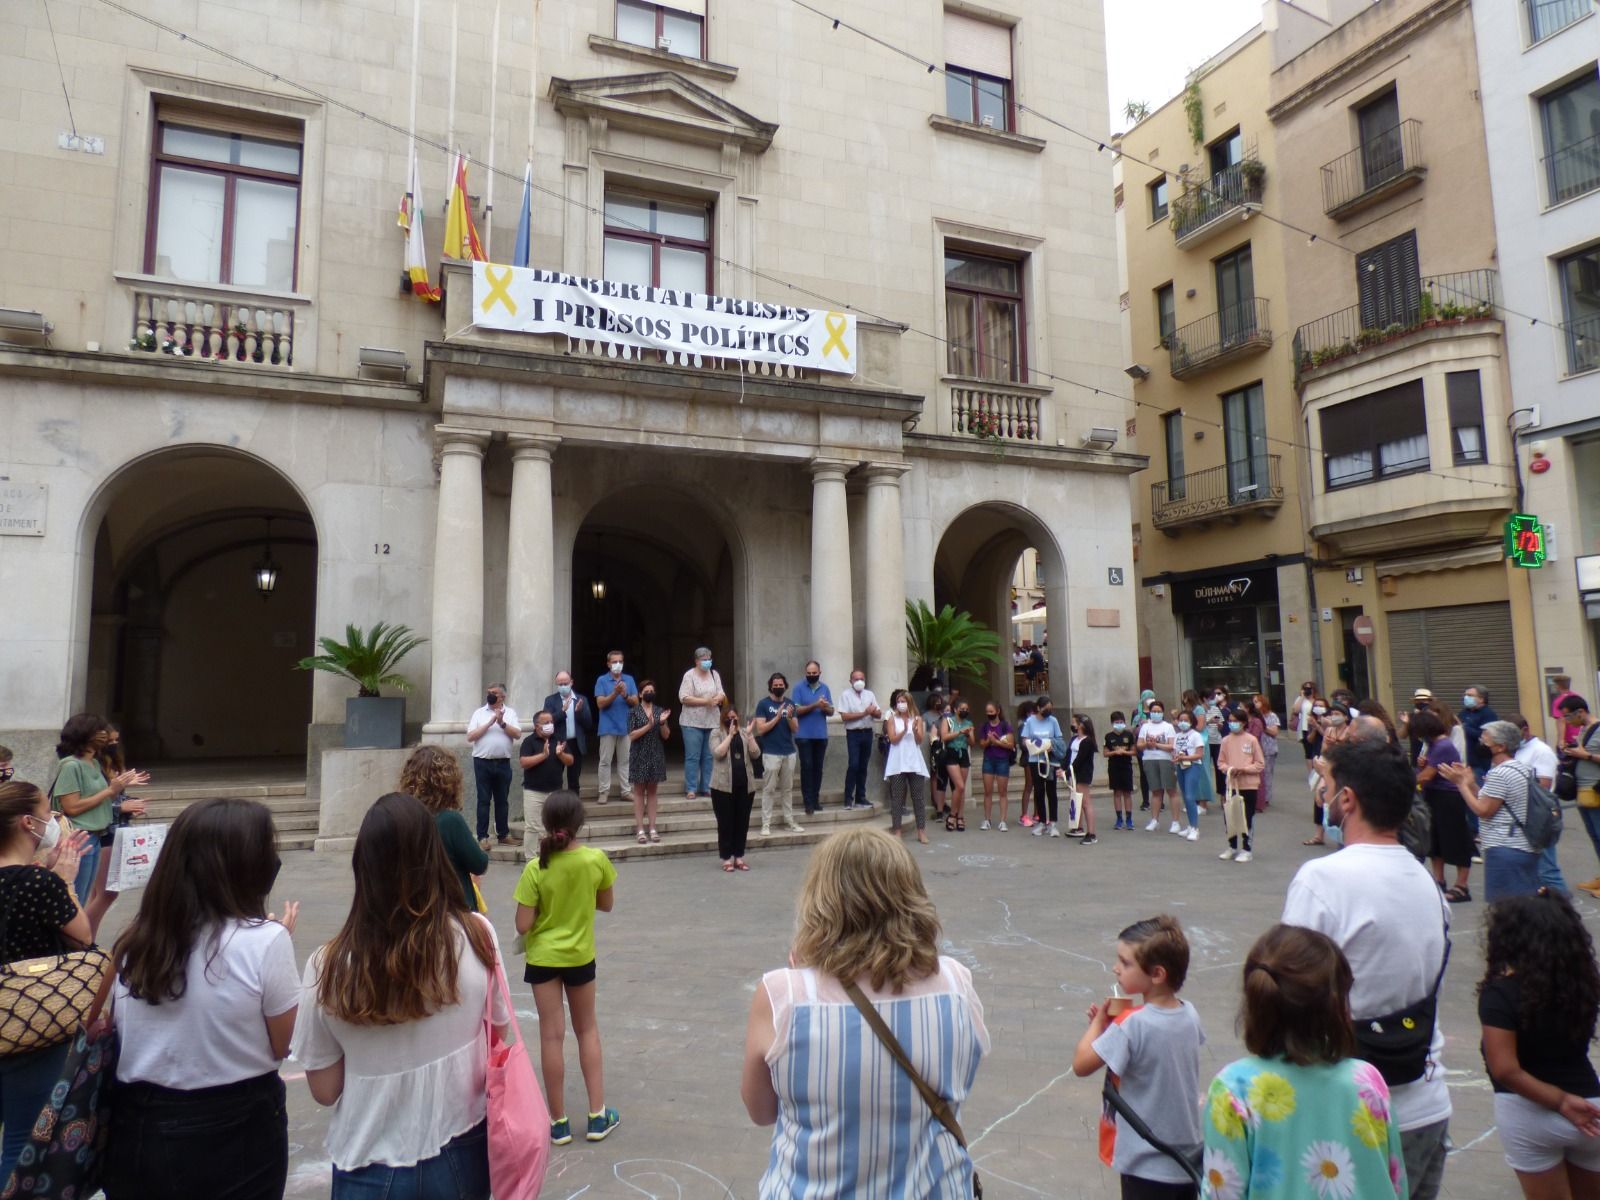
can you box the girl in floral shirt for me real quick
[1202,924,1405,1200]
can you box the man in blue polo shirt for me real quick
[753,671,803,836]
[593,649,638,803]
[791,659,835,815]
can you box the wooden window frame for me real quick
[944,248,1028,383]
[603,190,714,293]
[144,119,303,290]
[615,0,706,60]
[944,65,1014,133]
[1149,177,1169,223]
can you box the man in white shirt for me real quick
[1511,711,1567,894]
[1283,732,1451,1200]
[836,668,882,810]
[467,683,521,848]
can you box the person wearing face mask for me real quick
[753,674,803,837]
[1217,708,1265,863]
[1293,681,1319,759]
[1205,689,1229,798]
[711,705,762,870]
[593,651,639,807]
[1021,698,1067,836]
[1172,709,1206,840]
[0,779,91,1183]
[1459,685,1499,784]
[1132,689,1157,812]
[835,670,881,811]
[1135,701,1178,834]
[627,682,672,844]
[791,661,836,816]
[542,670,594,794]
[977,703,1014,831]
[1102,712,1137,830]
[1302,696,1331,846]
[49,712,148,912]
[882,689,931,843]
[519,710,576,860]
[467,685,522,849]
[677,648,726,803]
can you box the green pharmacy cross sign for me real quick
[1505,513,1547,569]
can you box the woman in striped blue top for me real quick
[741,827,990,1198]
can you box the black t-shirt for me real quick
[0,865,78,960]
[1479,974,1600,1096]
[520,733,567,792]
[1103,730,1136,757]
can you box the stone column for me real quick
[862,463,910,698]
[505,434,560,715]
[808,459,856,688]
[423,427,491,737]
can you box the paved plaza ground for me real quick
[102,758,1595,1199]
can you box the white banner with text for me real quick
[471,262,857,375]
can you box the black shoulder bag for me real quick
[844,980,982,1198]
[1099,1074,1204,1186]
[1352,921,1450,1086]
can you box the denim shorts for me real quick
[981,757,1012,777]
[332,1120,489,1200]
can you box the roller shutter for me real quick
[1386,602,1517,713]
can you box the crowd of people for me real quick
[4,668,1600,1199]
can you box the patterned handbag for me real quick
[1,969,119,1200]
[0,874,111,1057]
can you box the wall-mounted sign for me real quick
[1576,554,1600,595]
[471,262,857,375]
[0,483,46,536]
[1169,566,1279,614]
[1505,512,1547,569]
[1108,567,1125,586]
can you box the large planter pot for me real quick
[345,696,405,749]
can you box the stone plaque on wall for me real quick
[0,483,46,536]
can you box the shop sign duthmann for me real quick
[1169,566,1280,615]
[471,262,858,376]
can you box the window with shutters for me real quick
[616,0,704,59]
[145,107,303,291]
[1319,379,1429,489]
[944,11,1013,131]
[1357,230,1421,331]
[1558,244,1600,375]
[1446,371,1487,465]
[1356,88,1403,192]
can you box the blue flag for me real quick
[512,161,532,268]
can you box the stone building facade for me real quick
[0,0,1139,788]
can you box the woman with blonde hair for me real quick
[742,827,989,1197]
[400,745,487,911]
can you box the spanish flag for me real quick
[399,153,441,302]
[442,151,485,262]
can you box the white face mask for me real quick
[610,662,623,674]
[1176,720,1192,731]
[539,724,555,736]
[852,679,865,692]
[1312,705,1327,716]
[895,701,909,714]
[29,814,60,852]
[1112,722,1126,732]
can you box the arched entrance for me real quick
[570,486,741,729]
[83,449,317,767]
[933,504,1066,709]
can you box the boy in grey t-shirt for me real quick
[1072,915,1204,1199]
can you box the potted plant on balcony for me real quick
[296,621,428,748]
[905,599,1003,698]
[1240,157,1266,195]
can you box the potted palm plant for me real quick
[296,622,428,748]
[904,599,1003,697]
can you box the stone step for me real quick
[141,795,318,816]
[487,803,880,863]
[135,782,307,802]
[278,835,316,852]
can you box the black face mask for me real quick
[771,686,786,697]
[641,692,656,702]
[805,674,820,685]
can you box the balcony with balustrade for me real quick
[1322,120,1426,221]
[125,283,303,370]
[1151,456,1284,532]
[947,380,1049,446]
[1166,298,1272,380]
[1171,158,1266,250]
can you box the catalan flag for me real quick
[399,153,440,302]
[442,151,485,262]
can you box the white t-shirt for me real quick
[1516,737,1560,786]
[114,919,299,1089]
[468,704,519,759]
[836,688,880,729]
[291,915,512,1170]
[1138,720,1176,761]
[1282,843,1452,1132]
[1172,728,1205,764]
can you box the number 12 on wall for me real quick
[374,543,390,555]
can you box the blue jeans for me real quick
[472,758,512,840]
[844,728,874,805]
[72,835,103,905]
[797,738,828,812]
[332,1120,489,1200]
[0,1041,70,1183]
[1484,845,1543,903]
[1580,805,1600,869]
[1539,844,1568,893]
[681,726,713,795]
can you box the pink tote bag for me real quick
[483,938,551,1198]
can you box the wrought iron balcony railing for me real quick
[1321,120,1425,218]
[1526,0,1591,42]
[1170,159,1265,246]
[1292,269,1498,383]
[1152,456,1284,530]
[1167,298,1272,379]
[1545,131,1600,207]
[1569,311,1600,376]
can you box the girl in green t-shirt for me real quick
[49,713,147,915]
[513,791,619,1147]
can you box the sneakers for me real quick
[1064,827,1085,838]
[1168,821,1182,835]
[586,1107,622,1141]
[1235,851,1254,863]
[1020,814,1035,827]
[1185,827,1200,842]
[1218,847,1236,861]
[1145,819,1159,832]
[1032,823,1045,837]
[785,820,805,833]
[1048,824,1062,838]
[1081,833,1098,846]
[760,823,771,837]
[551,1117,573,1146]
[980,819,992,830]
[997,821,1008,832]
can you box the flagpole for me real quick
[446,0,459,206]
[485,0,501,250]
[406,0,421,164]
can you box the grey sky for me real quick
[1104,0,1266,128]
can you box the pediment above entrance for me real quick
[548,72,777,153]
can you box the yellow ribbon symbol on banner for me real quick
[822,312,850,362]
[480,265,517,317]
